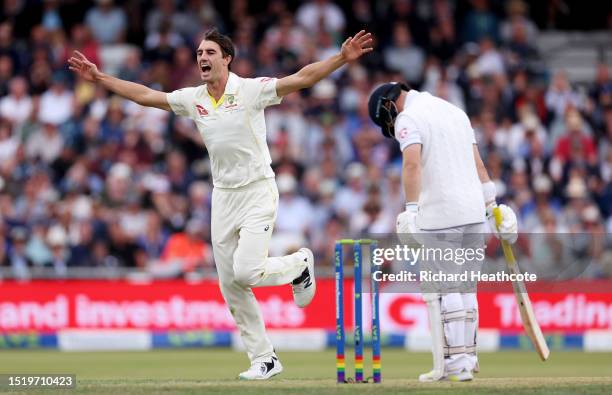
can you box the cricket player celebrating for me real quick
[69,29,373,380]
[368,83,518,381]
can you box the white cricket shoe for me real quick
[291,248,316,308]
[238,356,283,380]
[418,368,473,382]
[446,369,474,382]
[418,369,445,382]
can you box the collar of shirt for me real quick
[404,89,420,109]
[207,72,240,109]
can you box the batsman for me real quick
[368,83,518,381]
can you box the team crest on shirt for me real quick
[224,94,238,109]
[226,95,235,105]
[195,104,208,117]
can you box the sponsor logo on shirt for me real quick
[195,104,208,117]
[399,127,408,139]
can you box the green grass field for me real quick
[1,350,611,394]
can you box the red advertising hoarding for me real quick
[1,280,612,333]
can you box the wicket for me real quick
[335,239,381,383]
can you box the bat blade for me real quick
[493,207,550,361]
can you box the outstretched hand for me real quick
[68,50,102,82]
[340,30,373,62]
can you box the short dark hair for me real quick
[203,28,235,70]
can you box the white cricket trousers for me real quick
[420,222,485,374]
[211,178,307,363]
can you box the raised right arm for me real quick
[68,50,171,111]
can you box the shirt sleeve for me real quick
[246,77,283,110]
[394,114,422,151]
[166,87,196,117]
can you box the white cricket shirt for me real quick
[167,73,281,188]
[394,90,485,230]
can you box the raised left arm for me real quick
[276,30,373,97]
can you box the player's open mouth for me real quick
[201,64,211,73]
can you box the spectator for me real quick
[0,55,14,97]
[382,0,429,48]
[560,177,591,230]
[0,120,19,163]
[144,18,183,63]
[504,21,539,76]
[383,23,425,85]
[60,24,101,69]
[590,63,612,106]
[545,70,583,121]
[103,162,132,207]
[25,220,52,266]
[152,218,210,277]
[462,0,499,43]
[85,0,127,45]
[0,21,22,73]
[0,76,32,127]
[349,195,394,235]
[8,227,31,280]
[344,0,374,41]
[296,0,346,34]
[136,211,168,268]
[25,122,64,164]
[188,181,211,222]
[264,13,308,59]
[38,73,73,125]
[41,0,64,33]
[170,46,201,91]
[275,173,314,237]
[474,37,505,77]
[553,111,597,164]
[334,162,367,219]
[68,219,98,267]
[523,174,561,231]
[117,48,143,82]
[184,0,223,38]
[529,207,572,278]
[309,179,336,233]
[507,112,548,160]
[422,64,466,110]
[46,224,68,277]
[146,0,216,40]
[500,0,538,45]
[428,15,458,63]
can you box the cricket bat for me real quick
[493,207,550,361]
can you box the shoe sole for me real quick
[296,248,316,308]
[446,372,474,382]
[238,367,283,381]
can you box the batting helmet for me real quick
[368,82,410,138]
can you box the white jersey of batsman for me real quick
[394,90,485,230]
[167,72,281,188]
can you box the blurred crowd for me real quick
[0,0,611,280]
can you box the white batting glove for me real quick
[396,203,421,248]
[486,203,518,244]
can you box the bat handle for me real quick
[492,206,503,230]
